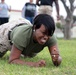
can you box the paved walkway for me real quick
[9,11,22,21]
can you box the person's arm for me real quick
[22,5,26,18]
[49,44,62,66]
[8,6,11,12]
[9,44,46,67]
[54,0,60,20]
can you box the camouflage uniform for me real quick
[0,18,32,57]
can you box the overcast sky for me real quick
[1,0,76,19]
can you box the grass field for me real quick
[0,39,76,75]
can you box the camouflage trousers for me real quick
[0,18,32,57]
[38,5,53,16]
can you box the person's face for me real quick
[1,0,4,2]
[30,0,33,3]
[33,24,50,45]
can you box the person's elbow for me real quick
[8,57,18,64]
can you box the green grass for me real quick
[0,39,76,75]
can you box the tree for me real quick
[73,16,76,23]
[60,0,76,39]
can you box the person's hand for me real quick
[53,56,62,66]
[36,3,40,6]
[57,15,60,21]
[35,60,46,67]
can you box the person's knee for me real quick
[0,51,7,58]
[0,44,8,58]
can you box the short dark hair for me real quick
[33,14,55,36]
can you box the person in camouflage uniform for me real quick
[0,14,62,67]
